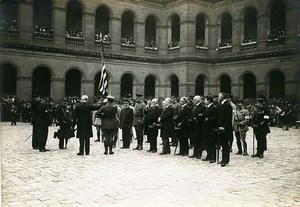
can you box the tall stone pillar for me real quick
[179,82,194,97]
[256,81,268,98]
[180,20,196,55]
[157,25,168,56]
[81,80,94,99]
[134,83,145,98]
[51,78,65,101]
[53,7,66,45]
[231,82,241,98]
[135,21,145,55]
[83,12,95,49]
[17,76,32,101]
[285,0,298,46]
[108,81,121,99]
[232,19,241,54]
[110,17,121,52]
[207,23,218,57]
[19,1,33,41]
[257,14,268,50]
[285,80,298,101]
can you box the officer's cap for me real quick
[106,95,115,101]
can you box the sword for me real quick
[25,134,32,141]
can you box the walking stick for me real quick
[252,130,255,156]
[216,130,220,164]
[25,134,32,141]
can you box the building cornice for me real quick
[0,42,299,64]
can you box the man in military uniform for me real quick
[97,95,119,155]
[119,99,134,149]
[133,94,146,150]
[233,99,250,155]
[252,98,270,159]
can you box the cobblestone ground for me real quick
[1,122,300,207]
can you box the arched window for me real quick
[170,75,179,97]
[32,67,51,97]
[269,0,286,43]
[0,0,18,37]
[145,16,157,50]
[243,7,257,43]
[95,6,110,43]
[195,75,205,96]
[220,74,231,94]
[269,70,285,98]
[121,73,133,98]
[220,13,232,47]
[144,75,156,99]
[243,73,256,98]
[196,14,206,47]
[168,14,180,48]
[65,69,81,97]
[66,0,84,44]
[0,63,17,95]
[33,0,53,40]
[121,11,135,47]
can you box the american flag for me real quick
[98,60,108,95]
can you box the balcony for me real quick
[0,20,19,38]
[32,25,53,41]
[65,30,84,45]
[267,30,286,46]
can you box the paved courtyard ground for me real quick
[1,122,300,207]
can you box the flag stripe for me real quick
[98,61,108,95]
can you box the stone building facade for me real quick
[0,0,299,101]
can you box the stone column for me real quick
[83,12,95,49]
[257,14,268,50]
[180,20,196,55]
[53,7,66,45]
[110,17,121,52]
[19,1,33,41]
[157,25,168,56]
[17,76,32,101]
[256,81,268,98]
[108,81,121,99]
[207,23,218,57]
[207,83,219,96]
[285,0,298,46]
[231,82,241,98]
[81,80,94,99]
[179,82,194,97]
[135,21,145,55]
[232,19,241,54]
[134,83,145,98]
[51,78,65,101]
[285,80,299,101]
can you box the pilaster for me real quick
[19,1,33,41]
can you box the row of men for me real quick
[30,93,271,167]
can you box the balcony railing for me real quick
[0,20,19,38]
[65,30,84,45]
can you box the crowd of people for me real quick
[218,38,232,48]
[95,32,111,43]
[168,39,180,48]
[2,93,299,166]
[268,29,286,42]
[121,37,135,47]
[32,24,54,40]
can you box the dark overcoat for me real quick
[73,102,100,138]
[160,105,174,139]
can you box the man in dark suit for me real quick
[202,96,218,163]
[217,92,233,167]
[189,95,206,159]
[146,98,162,153]
[120,99,133,149]
[73,95,101,155]
[158,98,174,155]
[174,97,192,156]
